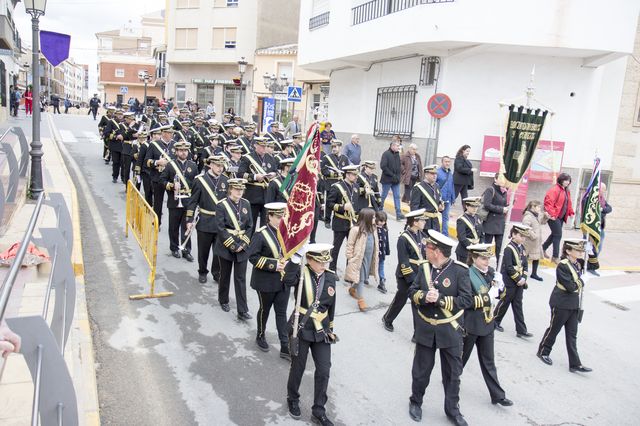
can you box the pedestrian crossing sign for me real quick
[287,86,302,103]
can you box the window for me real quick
[214,0,237,7]
[277,62,293,82]
[419,56,440,87]
[115,68,125,78]
[227,0,239,6]
[176,84,187,107]
[175,28,198,49]
[212,27,237,49]
[224,85,240,113]
[99,37,112,51]
[177,0,199,8]
[373,85,417,138]
[196,84,215,106]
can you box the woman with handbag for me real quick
[537,239,592,373]
[345,208,379,311]
[542,173,575,263]
[453,145,475,208]
[522,201,548,281]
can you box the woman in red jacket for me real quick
[542,173,575,263]
[24,86,33,116]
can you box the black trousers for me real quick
[403,176,419,203]
[462,331,506,402]
[310,214,319,243]
[411,343,463,417]
[537,308,581,368]
[102,143,110,161]
[287,339,331,418]
[256,288,291,344]
[250,203,265,230]
[168,208,190,253]
[122,154,132,184]
[454,184,468,209]
[329,230,349,272]
[142,174,153,206]
[111,151,122,180]
[91,107,98,119]
[53,104,60,114]
[543,219,564,258]
[493,285,527,334]
[196,230,220,279]
[484,233,504,266]
[218,257,248,313]
[383,276,411,324]
[152,182,166,226]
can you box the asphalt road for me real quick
[48,112,640,426]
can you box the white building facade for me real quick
[298,0,640,211]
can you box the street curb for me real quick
[46,114,101,426]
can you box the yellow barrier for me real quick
[125,180,173,300]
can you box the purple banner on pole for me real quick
[40,31,71,67]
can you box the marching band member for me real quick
[463,243,513,407]
[144,125,175,226]
[249,202,291,359]
[410,164,444,232]
[284,243,337,426]
[326,164,360,275]
[238,137,277,229]
[537,238,592,373]
[407,230,472,426]
[493,223,533,338]
[265,158,294,204]
[356,160,382,212]
[98,105,115,164]
[104,109,125,184]
[160,141,198,261]
[225,144,243,179]
[264,121,284,151]
[237,123,256,154]
[321,140,349,227]
[213,178,253,319]
[455,197,484,262]
[134,127,155,205]
[187,155,229,283]
[275,139,296,162]
[121,112,139,187]
[131,131,147,192]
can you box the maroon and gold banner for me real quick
[277,124,321,259]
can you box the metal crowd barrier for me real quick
[0,126,30,230]
[0,192,79,426]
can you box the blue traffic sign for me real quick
[262,97,275,132]
[287,86,302,103]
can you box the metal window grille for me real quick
[373,85,417,138]
[225,40,236,48]
[227,0,239,6]
[352,0,455,26]
[309,11,330,30]
[419,56,439,86]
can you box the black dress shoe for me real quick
[311,414,334,426]
[212,274,220,283]
[280,344,291,361]
[198,274,207,283]
[377,284,387,294]
[495,324,504,332]
[517,332,534,338]
[287,399,301,419]
[171,250,181,259]
[182,252,194,262]
[382,317,394,332]
[220,303,230,312]
[537,353,553,365]
[411,336,416,344]
[324,221,331,229]
[409,402,422,422]
[256,336,269,352]
[447,413,468,426]
[237,312,252,321]
[112,178,117,183]
[570,365,593,373]
[492,398,514,406]
[530,274,543,281]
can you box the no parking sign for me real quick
[427,93,452,119]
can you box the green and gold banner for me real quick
[501,105,548,188]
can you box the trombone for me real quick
[179,209,200,251]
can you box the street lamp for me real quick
[263,72,289,122]
[24,0,47,200]
[138,69,150,108]
[237,57,247,119]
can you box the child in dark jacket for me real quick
[375,210,391,294]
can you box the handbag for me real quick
[477,187,495,221]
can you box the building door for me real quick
[196,84,215,107]
[256,97,264,132]
[116,94,123,107]
[223,85,240,115]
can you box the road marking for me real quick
[83,131,103,144]
[59,129,78,143]
[592,285,640,304]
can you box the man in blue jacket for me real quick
[436,156,456,236]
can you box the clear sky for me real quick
[14,0,164,94]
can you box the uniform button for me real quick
[434,314,438,318]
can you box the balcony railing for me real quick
[309,11,330,30]
[352,0,454,25]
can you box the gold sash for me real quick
[196,175,220,205]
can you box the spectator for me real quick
[345,208,378,312]
[482,173,509,265]
[24,85,33,116]
[51,94,61,114]
[64,96,72,114]
[0,320,21,357]
[89,93,101,120]
[522,200,548,281]
[9,86,15,116]
[391,134,404,155]
[284,115,301,137]
[206,101,215,116]
[453,144,476,208]
[320,122,336,154]
[168,105,179,117]
[436,155,456,236]
[542,173,575,263]
[13,88,21,116]
[400,143,422,203]
[343,134,361,165]
[167,98,174,111]
[375,210,390,294]
[380,140,405,220]
[227,107,235,117]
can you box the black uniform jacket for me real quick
[238,151,277,205]
[356,173,381,212]
[134,141,149,175]
[122,122,139,156]
[265,174,289,204]
[409,259,473,348]
[284,263,336,343]
[455,213,484,260]
[465,265,496,336]
[395,229,427,283]
[144,139,173,183]
[104,118,124,153]
[160,158,198,209]
[98,115,111,136]
[501,241,528,287]
[264,131,284,150]
[237,136,254,155]
[186,172,229,232]
[321,153,349,186]
[550,258,584,310]
[326,180,358,232]
[410,181,442,213]
[213,197,253,262]
[249,224,285,292]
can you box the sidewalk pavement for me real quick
[0,115,99,425]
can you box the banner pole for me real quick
[292,256,306,340]
[496,188,517,274]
